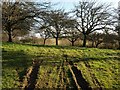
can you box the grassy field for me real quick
[2,42,120,89]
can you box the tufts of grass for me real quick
[2,42,120,88]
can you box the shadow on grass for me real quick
[66,56,120,63]
[2,50,33,81]
[2,50,33,67]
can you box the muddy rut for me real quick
[69,61,92,90]
[22,60,43,89]
[21,59,91,89]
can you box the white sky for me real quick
[43,0,119,5]
[35,0,119,11]
[34,0,119,37]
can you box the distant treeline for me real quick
[2,0,120,49]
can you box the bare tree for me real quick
[74,1,111,47]
[115,26,120,49]
[38,28,51,45]
[88,32,104,48]
[112,2,120,49]
[2,1,49,42]
[103,30,118,49]
[64,29,80,46]
[46,10,68,45]
[63,19,80,46]
[2,2,36,42]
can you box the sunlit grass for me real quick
[2,42,120,89]
[77,59,119,89]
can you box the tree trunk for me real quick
[118,41,120,49]
[95,43,99,48]
[71,41,74,46]
[83,34,87,47]
[118,32,120,49]
[43,39,46,45]
[95,41,102,48]
[55,37,58,45]
[8,30,12,42]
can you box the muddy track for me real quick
[22,60,43,89]
[67,68,78,89]
[69,61,92,90]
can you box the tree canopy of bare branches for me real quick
[74,1,112,47]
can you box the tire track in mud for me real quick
[61,61,77,89]
[22,59,43,89]
[56,59,77,89]
[68,61,92,90]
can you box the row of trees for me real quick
[2,0,120,49]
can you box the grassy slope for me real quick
[2,42,120,89]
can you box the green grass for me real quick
[76,60,119,89]
[36,63,61,88]
[36,61,75,88]
[2,42,120,89]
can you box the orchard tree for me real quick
[46,10,69,45]
[112,2,120,49]
[38,27,51,45]
[34,2,54,45]
[74,1,112,47]
[2,2,35,42]
[103,29,118,48]
[35,19,51,45]
[115,26,120,49]
[63,19,80,46]
[64,29,80,46]
[2,1,50,42]
[88,32,104,48]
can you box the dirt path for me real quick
[23,60,43,89]
[69,61,92,90]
